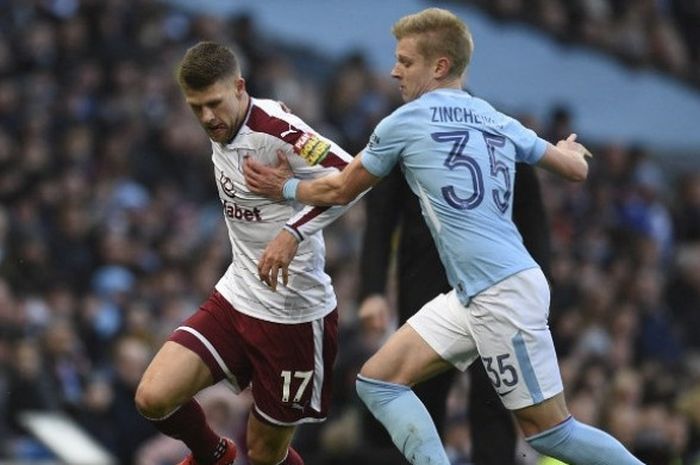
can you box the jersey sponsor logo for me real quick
[223,199,262,222]
[293,132,330,166]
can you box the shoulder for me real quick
[375,100,425,136]
[246,99,304,135]
[394,98,430,121]
[468,95,511,125]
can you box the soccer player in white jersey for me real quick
[134,42,356,465]
[244,8,646,465]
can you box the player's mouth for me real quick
[208,125,228,138]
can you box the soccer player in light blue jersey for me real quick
[244,7,645,465]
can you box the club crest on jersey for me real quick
[218,169,236,199]
[368,132,380,149]
[294,132,330,166]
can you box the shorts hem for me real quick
[253,405,327,426]
[406,319,470,371]
[503,388,563,411]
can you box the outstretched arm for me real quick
[244,151,381,205]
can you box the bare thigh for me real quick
[136,341,214,417]
[360,323,453,386]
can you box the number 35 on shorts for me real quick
[481,353,518,390]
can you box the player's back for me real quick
[368,89,547,304]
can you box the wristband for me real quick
[282,178,300,201]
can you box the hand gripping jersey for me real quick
[212,98,353,324]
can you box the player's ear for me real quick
[235,77,246,96]
[434,56,452,80]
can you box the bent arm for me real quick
[294,153,381,206]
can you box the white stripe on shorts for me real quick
[175,326,241,393]
[311,318,324,412]
[254,404,327,426]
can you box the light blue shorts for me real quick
[407,267,563,410]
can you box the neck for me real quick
[230,92,250,138]
[222,92,251,145]
[418,76,463,98]
[433,76,463,91]
[239,92,250,120]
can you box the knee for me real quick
[356,375,409,412]
[359,357,390,383]
[134,378,174,419]
[355,375,372,404]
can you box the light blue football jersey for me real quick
[362,88,548,305]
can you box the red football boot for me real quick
[175,437,237,465]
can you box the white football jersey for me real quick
[212,98,354,324]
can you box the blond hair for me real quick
[392,8,473,78]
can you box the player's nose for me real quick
[201,106,215,124]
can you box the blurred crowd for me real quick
[0,1,699,465]
[465,0,700,88]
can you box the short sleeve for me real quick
[360,113,405,177]
[501,117,548,165]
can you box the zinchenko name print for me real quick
[430,106,499,126]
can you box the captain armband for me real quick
[293,132,330,166]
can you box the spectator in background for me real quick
[6,339,61,429]
[673,172,700,242]
[471,0,700,87]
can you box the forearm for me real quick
[284,154,379,206]
[296,173,354,206]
